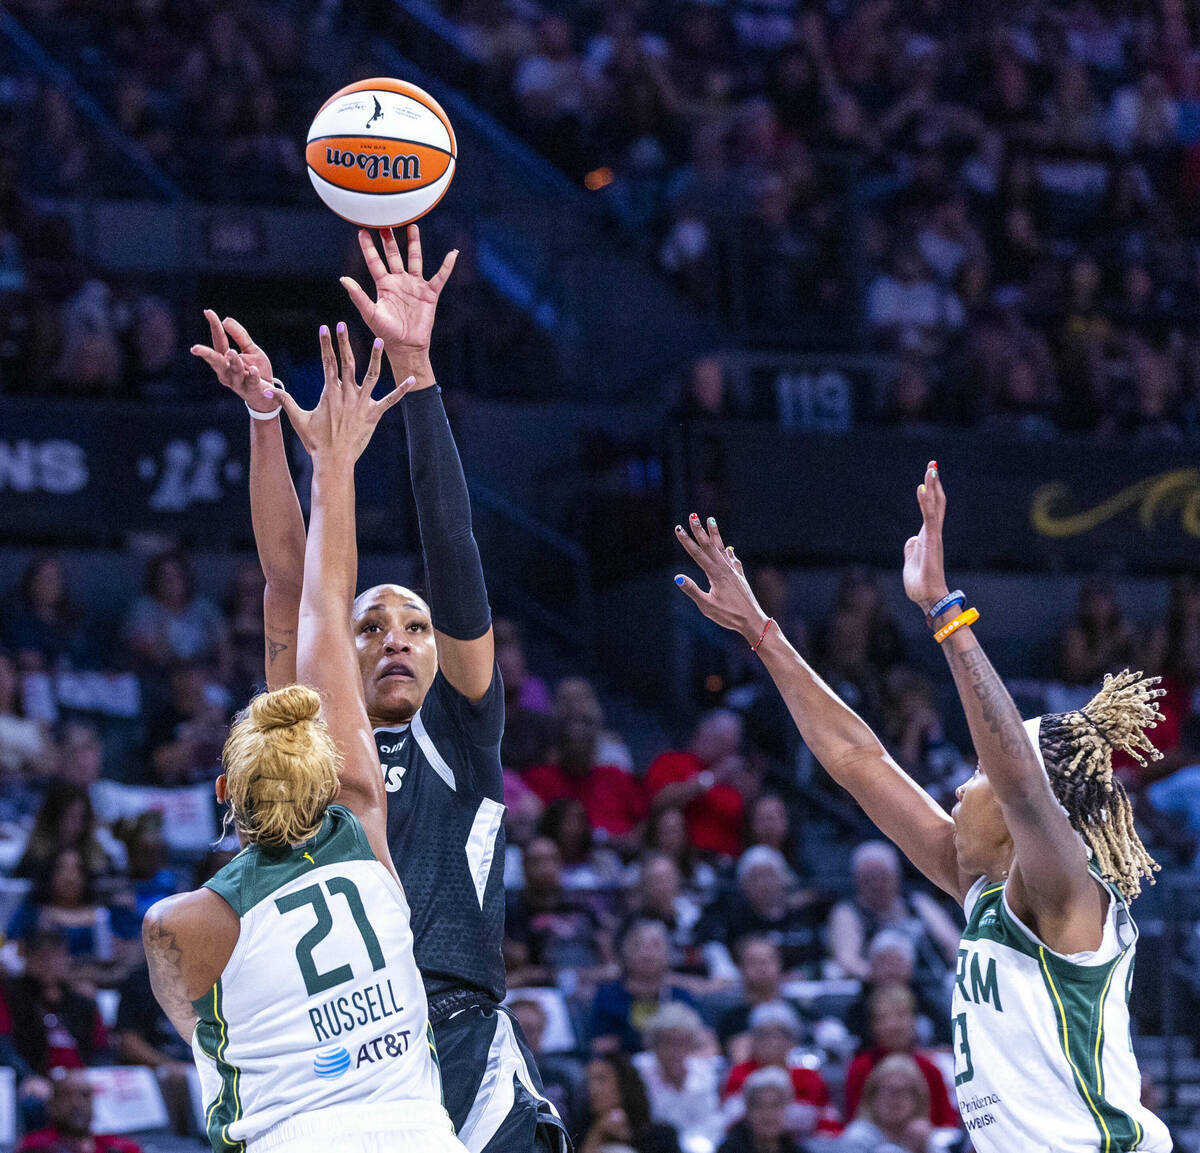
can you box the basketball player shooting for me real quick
[191,225,565,1153]
[673,465,1171,1153]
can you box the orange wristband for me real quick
[934,607,979,644]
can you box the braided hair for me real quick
[1037,670,1163,901]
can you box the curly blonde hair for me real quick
[221,685,341,847]
[1038,670,1163,900]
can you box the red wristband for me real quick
[751,618,775,653]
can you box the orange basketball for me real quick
[306,78,457,228]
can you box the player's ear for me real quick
[215,773,228,804]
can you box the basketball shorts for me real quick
[432,1002,570,1153]
[247,1101,464,1153]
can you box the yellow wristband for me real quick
[934,607,979,644]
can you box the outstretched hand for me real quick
[673,514,770,644]
[902,460,950,613]
[270,324,415,462]
[190,311,277,414]
[340,225,457,356]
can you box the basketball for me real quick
[305,78,457,228]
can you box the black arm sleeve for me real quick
[403,385,492,640]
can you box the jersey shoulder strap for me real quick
[203,805,375,917]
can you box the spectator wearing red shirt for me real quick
[646,710,749,857]
[842,984,958,1129]
[721,1001,841,1138]
[18,1068,141,1153]
[524,688,647,848]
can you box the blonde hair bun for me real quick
[249,685,322,730]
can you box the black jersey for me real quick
[376,667,507,1005]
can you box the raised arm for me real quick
[904,464,1101,936]
[273,326,414,875]
[342,227,495,702]
[673,515,965,899]
[191,312,306,688]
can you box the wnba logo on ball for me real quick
[312,1046,351,1079]
[323,147,421,182]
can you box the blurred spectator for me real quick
[555,678,634,772]
[56,723,107,791]
[704,847,826,975]
[1056,579,1138,688]
[646,711,751,858]
[16,782,121,881]
[505,836,615,994]
[497,620,553,771]
[540,797,625,894]
[881,668,964,805]
[826,842,957,994]
[841,985,958,1129]
[525,690,647,849]
[0,649,51,778]
[509,997,586,1135]
[717,1066,810,1153]
[121,551,225,674]
[222,561,267,701]
[143,662,230,786]
[632,1004,723,1150]
[112,812,177,918]
[715,938,798,1060]
[8,849,140,988]
[578,1052,682,1153]
[837,1053,952,1153]
[1,557,88,671]
[721,1002,841,1139]
[746,794,798,863]
[114,961,192,1134]
[591,920,698,1053]
[513,16,586,169]
[17,1068,141,1153]
[816,613,884,729]
[866,244,964,356]
[843,931,950,1047]
[636,806,719,905]
[7,930,107,1074]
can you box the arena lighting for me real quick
[584,167,614,190]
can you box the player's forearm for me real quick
[249,418,306,592]
[754,625,889,779]
[300,458,357,656]
[397,371,491,642]
[940,627,1044,804]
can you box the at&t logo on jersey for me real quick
[312,1046,351,1079]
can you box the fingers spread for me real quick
[429,248,458,292]
[673,574,711,606]
[340,276,374,323]
[674,522,706,564]
[704,515,726,554]
[204,309,229,355]
[358,229,389,284]
[363,338,384,390]
[271,382,304,423]
[378,370,416,413]
[190,345,226,373]
[380,227,404,274]
[406,224,423,278]
[335,322,355,386]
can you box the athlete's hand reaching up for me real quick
[340,225,457,357]
[902,460,951,614]
[270,323,415,463]
[673,514,771,645]
[190,311,277,414]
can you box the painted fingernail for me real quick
[374,338,383,350]
[674,576,685,586]
[403,375,416,386]
[319,325,329,336]
[919,484,926,493]
[675,525,683,533]
[690,513,699,522]
[337,322,346,334]
[707,517,717,528]
[263,389,275,399]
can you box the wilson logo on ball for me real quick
[307,77,457,228]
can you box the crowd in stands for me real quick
[0,546,1197,1148]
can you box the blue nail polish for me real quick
[674,576,685,586]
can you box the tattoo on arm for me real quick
[951,644,1031,761]
[267,636,290,665]
[143,907,199,1040]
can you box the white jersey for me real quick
[191,805,451,1153]
[952,873,1170,1153]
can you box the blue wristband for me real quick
[925,590,965,628]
